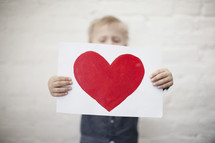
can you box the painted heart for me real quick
[74,51,145,112]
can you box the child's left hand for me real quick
[150,68,173,89]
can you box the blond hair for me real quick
[88,16,128,42]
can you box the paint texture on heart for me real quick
[74,51,145,112]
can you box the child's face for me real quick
[90,24,127,46]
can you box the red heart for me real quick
[74,51,145,112]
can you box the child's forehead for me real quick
[94,23,124,33]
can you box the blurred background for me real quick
[0,0,215,143]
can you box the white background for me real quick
[0,0,215,143]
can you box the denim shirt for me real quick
[80,115,138,143]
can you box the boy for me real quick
[48,16,173,143]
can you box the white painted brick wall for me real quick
[0,0,215,143]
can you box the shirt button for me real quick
[110,119,114,123]
[110,141,115,143]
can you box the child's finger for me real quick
[150,69,165,78]
[151,72,168,82]
[53,81,73,87]
[52,92,68,97]
[55,76,72,82]
[153,76,171,86]
[53,87,72,93]
[157,81,173,89]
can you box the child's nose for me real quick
[105,39,114,45]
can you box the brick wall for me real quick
[0,0,215,143]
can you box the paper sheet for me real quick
[57,42,163,117]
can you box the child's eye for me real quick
[112,37,121,43]
[99,38,106,43]
[100,39,106,43]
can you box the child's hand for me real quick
[150,68,173,89]
[48,76,73,97]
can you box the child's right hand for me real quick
[48,76,73,97]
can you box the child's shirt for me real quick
[80,115,138,143]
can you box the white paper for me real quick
[57,42,163,117]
